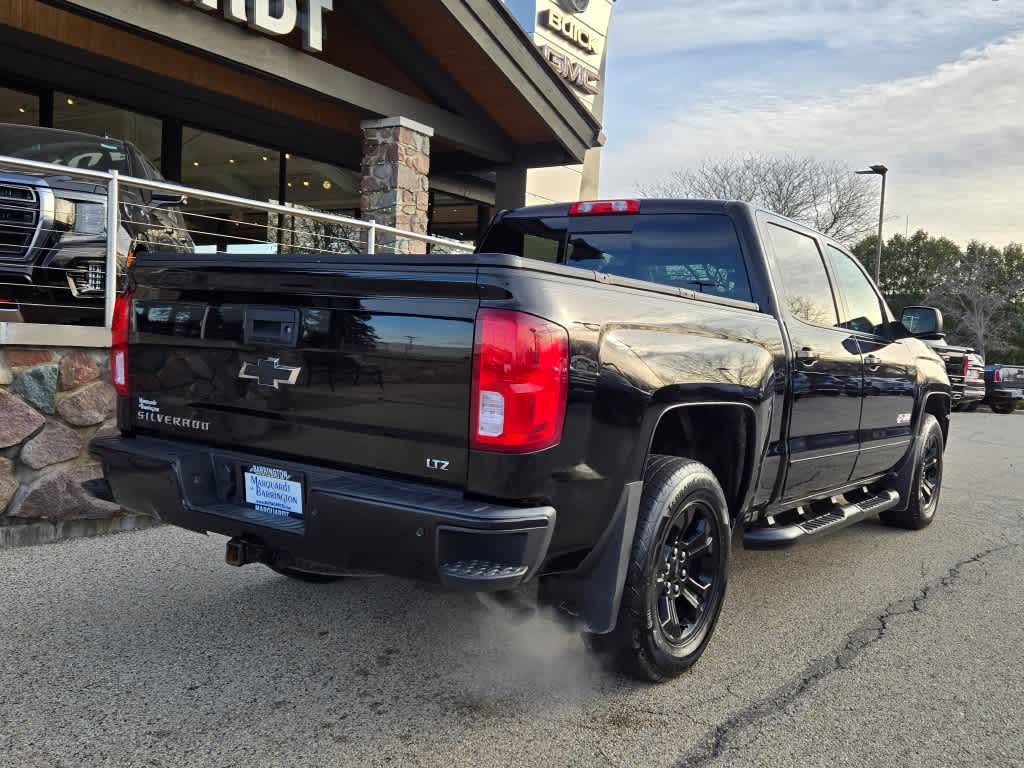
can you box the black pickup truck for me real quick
[90,199,951,682]
[0,124,192,323]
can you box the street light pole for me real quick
[857,164,888,283]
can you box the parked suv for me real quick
[0,124,192,324]
[983,364,1024,414]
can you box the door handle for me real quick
[796,348,820,365]
[865,354,882,371]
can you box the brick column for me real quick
[359,117,433,254]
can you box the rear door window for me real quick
[479,213,753,302]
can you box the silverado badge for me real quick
[238,358,301,389]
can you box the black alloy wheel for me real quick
[918,433,942,517]
[881,413,944,530]
[652,499,722,646]
[589,456,731,682]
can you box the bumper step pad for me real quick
[440,560,529,589]
[744,489,900,550]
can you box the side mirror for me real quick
[149,190,187,208]
[901,306,944,338]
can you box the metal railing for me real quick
[0,153,474,340]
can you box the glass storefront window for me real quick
[430,192,489,245]
[278,154,362,254]
[53,92,161,161]
[182,127,280,252]
[0,86,40,126]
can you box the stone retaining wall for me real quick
[0,347,142,542]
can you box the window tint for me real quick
[827,246,885,334]
[478,217,566,263]
[767,224,838,326]
[479,213,753,302]
[566,214,752,301]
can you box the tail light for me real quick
[962,357,970,378]
[568,199,639,216]
[470,308,569,453]
[110,290,133,396]
[995,367,1003,383]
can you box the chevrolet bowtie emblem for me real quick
[238,358,301,389]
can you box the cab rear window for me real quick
[479,213,752,302]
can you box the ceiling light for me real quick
[261,155,268,161]
[66,98,75,106]
[192,161,200,167]
[285,153,291,160]
[17,107,26,114]
[287,182,293,188]
[228,158,236,164]
[322,179,332,190]
[302,180,310,187]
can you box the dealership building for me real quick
[0,0,613,244]
[0,0,615,537]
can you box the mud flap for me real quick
[539,481,643,634]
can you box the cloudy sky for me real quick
[599,1,1024,246]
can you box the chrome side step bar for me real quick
[743,489,900,550]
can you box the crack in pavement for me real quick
[672,543,1016,768]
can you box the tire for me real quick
[267,565,343,583]
[964,402,979,413]
[588,456,731,682]
[991,403,1016,415]
[880,414,944,530]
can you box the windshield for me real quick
[0,125,128,173]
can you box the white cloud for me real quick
[602,33,1024,245]
[613,0,1024,55]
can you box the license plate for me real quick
[243,464,304,518]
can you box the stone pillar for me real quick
[359,117,433,254]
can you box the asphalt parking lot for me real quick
[1,411,1022,768]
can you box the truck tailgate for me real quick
[127,256,479,485]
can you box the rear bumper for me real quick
[984,387,1024,403]
[89,435,555,590]
[956,383,985,403]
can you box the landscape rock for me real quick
[7,462,120,520]
[0,389,45,448]
[59,352,101,391]
[11,365,59,415]
[0,457,16,513]
[6,349,56,368]
[20,421,83,470]
[55,382,115,427]
[93,418,119,441]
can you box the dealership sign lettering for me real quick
[539,45,600,96]
[540,9,596,54]
[184,0,334,53]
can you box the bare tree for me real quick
[638,154,878,244]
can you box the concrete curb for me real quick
[0,514,162,548]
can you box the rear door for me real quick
[823,245,916,479]
[763,221,864,503]
[129,257,478,485]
